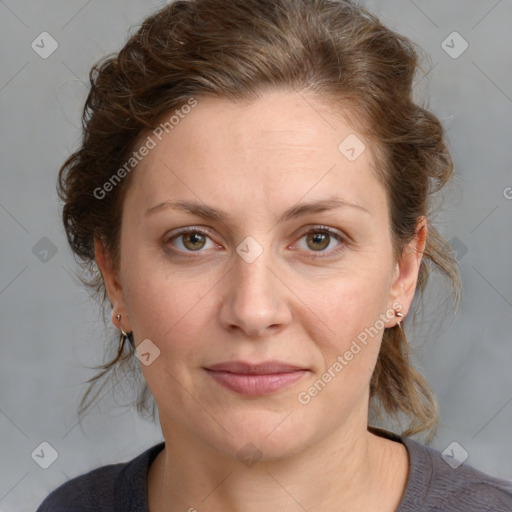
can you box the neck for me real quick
[148,416,409,512]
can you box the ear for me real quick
[94,238,131,332]
[387,217,427,325]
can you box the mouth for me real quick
[203,360,310,396]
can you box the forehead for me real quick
[125,90,386,219]
[163,91,364,149]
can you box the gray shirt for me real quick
[36,428,512,511]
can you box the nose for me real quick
[218,246,292,338]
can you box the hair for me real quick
[58,0,460,439]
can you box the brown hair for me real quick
[59,0,460,438]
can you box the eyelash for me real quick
[164,225,346,259]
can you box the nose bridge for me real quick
[237,251,274,301]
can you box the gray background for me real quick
[0,0,511,510]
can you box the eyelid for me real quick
[295,224,344,239]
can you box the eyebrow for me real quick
[145,196,370,223]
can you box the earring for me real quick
[115,313,129,338]
[395,311,404,327]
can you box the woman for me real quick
[37,0,512,510]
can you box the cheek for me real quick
[128,276,209,340]
[123,267,220,410]
[307,263,394,388]
[313,263,392,338]
[296,272,393,419]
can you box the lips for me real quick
[203,360,309,396]
[205,360,306,374]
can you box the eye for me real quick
[164,225,346,258]
[294,226,345,257]
[165,228,217,253]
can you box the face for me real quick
[97,90,424,461]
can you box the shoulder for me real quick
[35,442,165,512]
[35,462,122,511]
[400,435,512,512]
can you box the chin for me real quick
[208,409,316,462]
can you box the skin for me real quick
[96,89,426,511]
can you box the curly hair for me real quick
[58,0,460,438]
